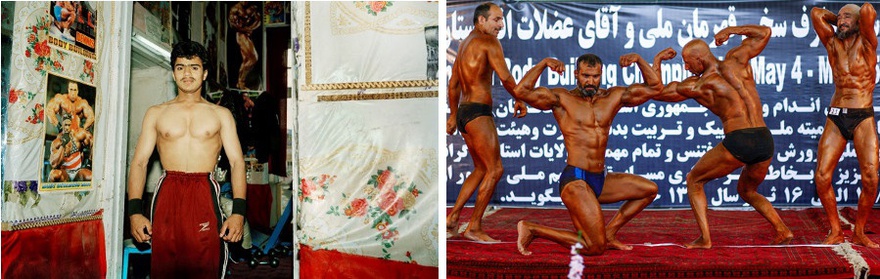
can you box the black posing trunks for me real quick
[456,102,493,134]
[559,165,606,197]
[721,127,774,165]
[827,107,875,141]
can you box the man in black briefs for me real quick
[811,2,878,248]
[446,2,527,243]
[514,48,676,255]
[651,25,793,249]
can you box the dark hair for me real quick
[170,41,209,72]
[576,53,602,68]
[473,3,497,25]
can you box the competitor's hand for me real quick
[657,47,677,61]
[619,53,641,67]
[543,58,566,74]
[714,29,731,46]
[446,115,457,135]
[130,214,153,243]
[513,100,528,118]
[220,214,245,242]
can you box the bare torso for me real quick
[826,36,877,108]
[682,60,767,133]
[811,3,877,108]
[153,100,225,172]
[456,32,500,105]
[553,88,621,173]
[516,52,676,173]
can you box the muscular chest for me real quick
[559,97,612,128]
[830,39,873,74]
[155,109,221,140]
[58,98,75,112]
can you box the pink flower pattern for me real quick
[356,1,393,16]
[299,175,334,203]
[23,16,62,76]
[327,166,423,260]
[8,88,41,125]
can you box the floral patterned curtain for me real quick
[293,2,439,266]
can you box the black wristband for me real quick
[232,198,247,216]
[128,199,144,217]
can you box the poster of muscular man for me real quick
[48,1,98,60]
[40,74,97,192]
[227,1,264,91]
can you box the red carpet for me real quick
[447,207,879,278]
[840,208,880,276]
[300,245,438,278]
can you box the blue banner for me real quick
[445,1,880,208]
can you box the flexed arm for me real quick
[46,96,62,127]
[512,58,564,111]
[619,48,677,106]
[655,77,700,103]
[78,101,95,130]
[860,2,877,48]
[812,6,837,46]
[715,25,771,64]
[49,138,64,168]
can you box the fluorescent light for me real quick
[132,32,170,60]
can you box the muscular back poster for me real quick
[40,74,97,192]
[227,1,264,91]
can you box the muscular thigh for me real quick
[688,143,743,183]
[561,181,604,233]
[598,173,656,203]
[461,116,501,165]
[852,119,879,172]
[816,120,848,171]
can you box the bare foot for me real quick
[516,221,533,255]
[852,233,880,248]
[771,230,794,245]
[685,236,711,249]
[463,229,500,244]
[446,216,459,239]
[822,231,845,245]
[606,237,632,250]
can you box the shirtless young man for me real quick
[128,41,247,278]
[514,48,676,255]
[446,2,527,243]
[811,2,878,248]
[653,25,793,249]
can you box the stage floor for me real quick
[447,207,879,278]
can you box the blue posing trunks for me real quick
[54,6,64,21]
[559,165,606,197]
